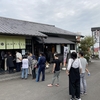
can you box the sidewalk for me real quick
[0,64,53,82]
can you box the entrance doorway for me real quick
[0,49,22,73]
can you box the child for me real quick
[21,55,29,79]
[48,54,61,87]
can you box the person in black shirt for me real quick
[48,54,61,87]
[7,52,15,73]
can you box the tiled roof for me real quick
[36,37,75,44]
[0,17,81,37]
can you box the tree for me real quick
[79,36,95,61]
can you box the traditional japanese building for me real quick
[0,16,81,71]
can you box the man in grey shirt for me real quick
[79,51,90,95]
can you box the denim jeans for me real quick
[16,62,21,72]
[21,68,28,79]
[36,67,45,82]
[80,73,87,93]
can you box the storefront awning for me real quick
[36,37,75,44]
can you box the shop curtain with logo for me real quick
[0,36,6,49]
[0,35,26,50]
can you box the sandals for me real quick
[47,84,53,87]
[55,84,59,87]
[47,84,59,87]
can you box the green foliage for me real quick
[79,36,95,57]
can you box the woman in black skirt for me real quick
[66,52,82,100]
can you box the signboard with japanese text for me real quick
[93,30,100,43]
[0,35,26,50]
[63,46,69,63]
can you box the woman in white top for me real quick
[21,55,29,79]
[66,52,82,100]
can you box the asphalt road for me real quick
[0,60,100,100]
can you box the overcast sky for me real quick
[0,0,100,36]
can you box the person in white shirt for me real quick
[21,55,29,79]
[16,51,22,72]
[79,51,90,95]
[66,52,82,100]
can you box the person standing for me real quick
[16,51,22,72]
[7,52,14,73]
[79,51,90,95]
[1,51,5,70]
[47,54,61,87]
[36,52,46,82]
[66,52,82,100]
[21,55,29,79]
[31,57,38,79]
[28,52,33,75]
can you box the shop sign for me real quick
[0,35,26,49]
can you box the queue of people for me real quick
[20,51,90,100]
[1,50,90,100]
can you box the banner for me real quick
[63,46,69,63]
[0,35,25,49]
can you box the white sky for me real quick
[0,0,100,36]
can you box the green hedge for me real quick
[84,56,90,62]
